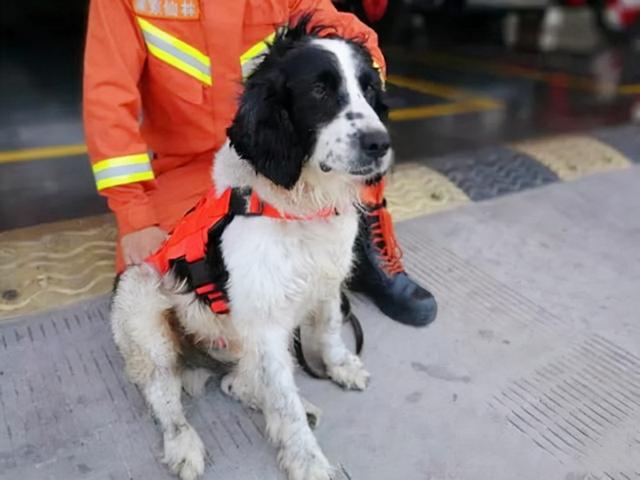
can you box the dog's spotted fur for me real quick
[111,18,391,480]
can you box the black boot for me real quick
[348,200,438,327]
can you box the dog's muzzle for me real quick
[347,129,391,177]
[359,129,390,160]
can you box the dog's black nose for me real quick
[359,130,390,159]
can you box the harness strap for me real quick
[229,187,336,220]
[184,258,211,288]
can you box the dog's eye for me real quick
[312,82,327,99]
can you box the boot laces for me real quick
[367,203,405,276]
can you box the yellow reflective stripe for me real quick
[240,31,276,65]
[92,153,151,174]
[146,43,212,85]
[96,171,156,191]
[92,153,155,190]
[137,17,210,67]
[136,16,212,85]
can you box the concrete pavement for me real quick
[1,166,638,479]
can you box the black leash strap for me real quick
[294,291,364,379]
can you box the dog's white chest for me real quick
[221,213,358,316]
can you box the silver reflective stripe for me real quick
[93,163,153,182]
[141,30,211,77]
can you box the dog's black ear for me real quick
[228,70,305,190]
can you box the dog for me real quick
[111,18,392,480]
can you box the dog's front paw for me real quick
[279,445,334,480]
[163,425,206,480]
[327,354,370,390]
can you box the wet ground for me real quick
[1,10,638,230]
[386,43,639,159]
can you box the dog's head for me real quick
[228,17,391,190]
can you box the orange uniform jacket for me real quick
[83,0,386,271]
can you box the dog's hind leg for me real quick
[312,294,370,390]
[112,267,206,480]
[227,326,333,480]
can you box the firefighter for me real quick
[83,0,437,327]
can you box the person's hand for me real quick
[121,226,168,266]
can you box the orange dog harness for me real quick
[146,187,336,314]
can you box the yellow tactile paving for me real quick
[511,135,632,180]
[0,214,117,321]
[385,163,470,222]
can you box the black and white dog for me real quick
[111,19,391,480]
